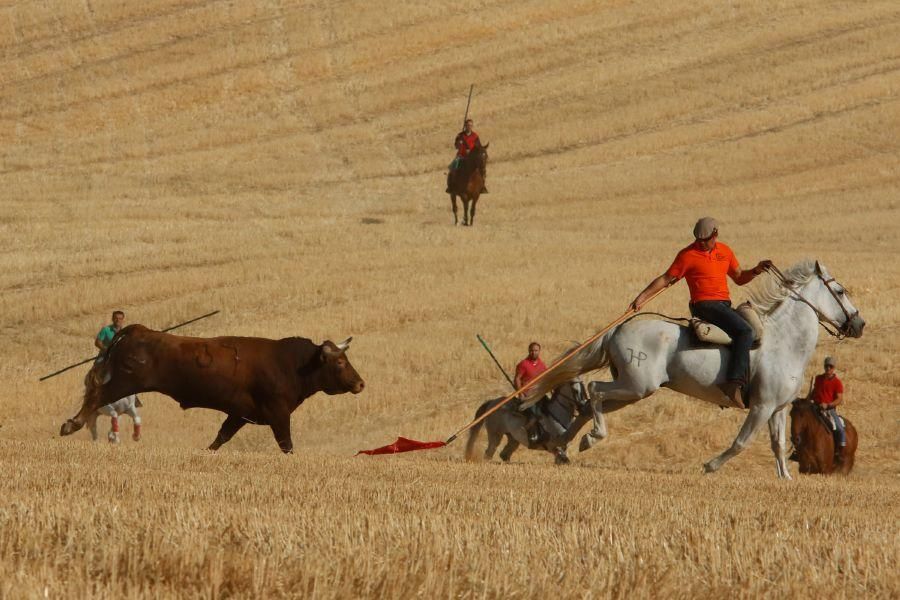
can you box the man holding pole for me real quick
[515,342,549,443]
[446,118,487,194]
[95,310,125,357]
[629,217,772,409]
[92,310,142,442]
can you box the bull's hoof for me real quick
[60,419,81,436]
[554,451,571,466]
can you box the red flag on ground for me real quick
[356,437,446,456]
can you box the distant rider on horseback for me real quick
[629,217,772,409]
[810,356,847,464]
[446,118,488,194]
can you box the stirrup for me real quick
[717,381,746,409]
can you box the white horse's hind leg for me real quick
[703,405,774,473]
[581,378,655,452]
[767,407,792,480]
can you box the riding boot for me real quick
[717,381,746,409]
[834,444,845,466]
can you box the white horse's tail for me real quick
[528,328,618,399]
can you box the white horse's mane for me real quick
[747,260,817,316]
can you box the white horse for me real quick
[528,261,864,479]
[86,395,142,443]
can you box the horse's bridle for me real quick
[766,264,858,339]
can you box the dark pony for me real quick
[790,399,858,475]
[464,380,590,465]
[448,143,488,226]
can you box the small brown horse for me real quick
[448,143,488,226]
[790,399,858,475]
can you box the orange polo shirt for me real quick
[666,241,740,303]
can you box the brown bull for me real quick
[60,324,365,453]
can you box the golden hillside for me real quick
[1,0,898,597]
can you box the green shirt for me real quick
[96,325,119,349]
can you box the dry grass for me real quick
[1,0,898,597]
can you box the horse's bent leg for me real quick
[560,414,591,446]
[767,407,792,480]
[208,414,247,451]
[450,194,459,226]
[580,378,654,452]
[704,405,774,473]
[483,425,503,460]
[498,436,520,462]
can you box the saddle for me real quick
[691,301,764,347]
[529,382,590,443]
[814,406,844,433]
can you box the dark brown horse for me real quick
[448,143,488,226]
[790,399,857,475]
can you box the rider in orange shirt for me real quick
[630,217,772,409]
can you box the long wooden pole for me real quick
[445,287,670,445]
[38,310,220,382]
[476,334,516,391]
[462,84,474,128]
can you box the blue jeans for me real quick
[825,407,847,446]
[690,300,753,384]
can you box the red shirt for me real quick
[666,241,740,303]
[515,357,547,386]
[812,374,843,405]
[455,131,480,157]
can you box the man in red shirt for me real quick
[630,217,772,409]
[515,341,547,391]
[515,342,548,443]
[446,118,488,193]
[810,356,847,463]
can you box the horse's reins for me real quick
[764,265,857,340]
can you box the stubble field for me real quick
[1,0,898,597]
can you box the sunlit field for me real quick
[2,0,898,597]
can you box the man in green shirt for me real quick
[91,310,143,442]
[95,310,125,356]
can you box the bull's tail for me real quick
[527,328,619,400]
[465,399,496,461]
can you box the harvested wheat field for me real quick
[2,0,899,597]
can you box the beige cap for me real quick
[824,356,836,367]
[693,217,718,239]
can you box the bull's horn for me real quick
[336,337,352,351]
